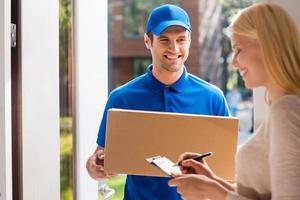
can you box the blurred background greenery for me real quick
[106,176,126,200]
[60,117,73,200]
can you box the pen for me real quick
[173,152,213,166]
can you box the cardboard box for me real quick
[104,109,238,180]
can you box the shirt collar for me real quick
[145,64,188,93]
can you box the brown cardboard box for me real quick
[104,109,238,180]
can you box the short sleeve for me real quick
[213,90,230,117]
[96,93,117,147]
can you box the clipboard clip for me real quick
[146,156,162,164]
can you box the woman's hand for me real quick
[168,174,228,200]
[177,152,216,179]
[172,152,236,195]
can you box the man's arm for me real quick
[86,146,116,180]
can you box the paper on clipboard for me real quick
[146,156,182,176]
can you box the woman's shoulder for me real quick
[270,95,300,116]
[268,95,300,138]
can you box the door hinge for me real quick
[11,23,17,48]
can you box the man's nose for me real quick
[169,41,179,52]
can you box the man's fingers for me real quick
[92,162,117,178]
[91,169,112,179]
[106,172,117,177]
[94,153,105,165]
[98,154,105,160]
[93,163,104,170]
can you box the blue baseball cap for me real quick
[146,4,191,36]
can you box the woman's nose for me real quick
[231,53,240,69]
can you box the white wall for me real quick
[73,0,108,199]
[21,0,60,199]
[0,0,12,199]
[269,0,300,28]
[253,0,300,128]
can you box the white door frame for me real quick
[73,0,108,199]
[21,0,60,199]
[0,0,12,199]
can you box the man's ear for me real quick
[188,33,191,49]
[144,33,150,49]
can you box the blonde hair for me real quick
[228,3,300,96]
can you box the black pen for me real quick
[173,152,213,166]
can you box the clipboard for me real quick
[104,108,239,180]
[145,156,182,176]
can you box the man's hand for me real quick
[86,146,117,180]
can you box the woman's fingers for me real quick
[168,175,185,187]
[178,152,200,163]
[182,159,214,178]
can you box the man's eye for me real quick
[159,39,169,42]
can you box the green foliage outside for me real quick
[122,0,180,38]
[59,0,73,198]
[133,58,152,77]
[59,0,72,71]
[220,0,253,97]
[60,117,73,200]
[102,175,127,200]
[60,116,126,200]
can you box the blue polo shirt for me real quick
[97,65,229,200]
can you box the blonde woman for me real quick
[168,3,300,200]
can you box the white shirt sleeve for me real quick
[268,99,300,200]
[226,191,252,200]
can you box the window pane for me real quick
[59,0,73,199]
[123,0,181,38]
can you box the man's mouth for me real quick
[164,55,182,59]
